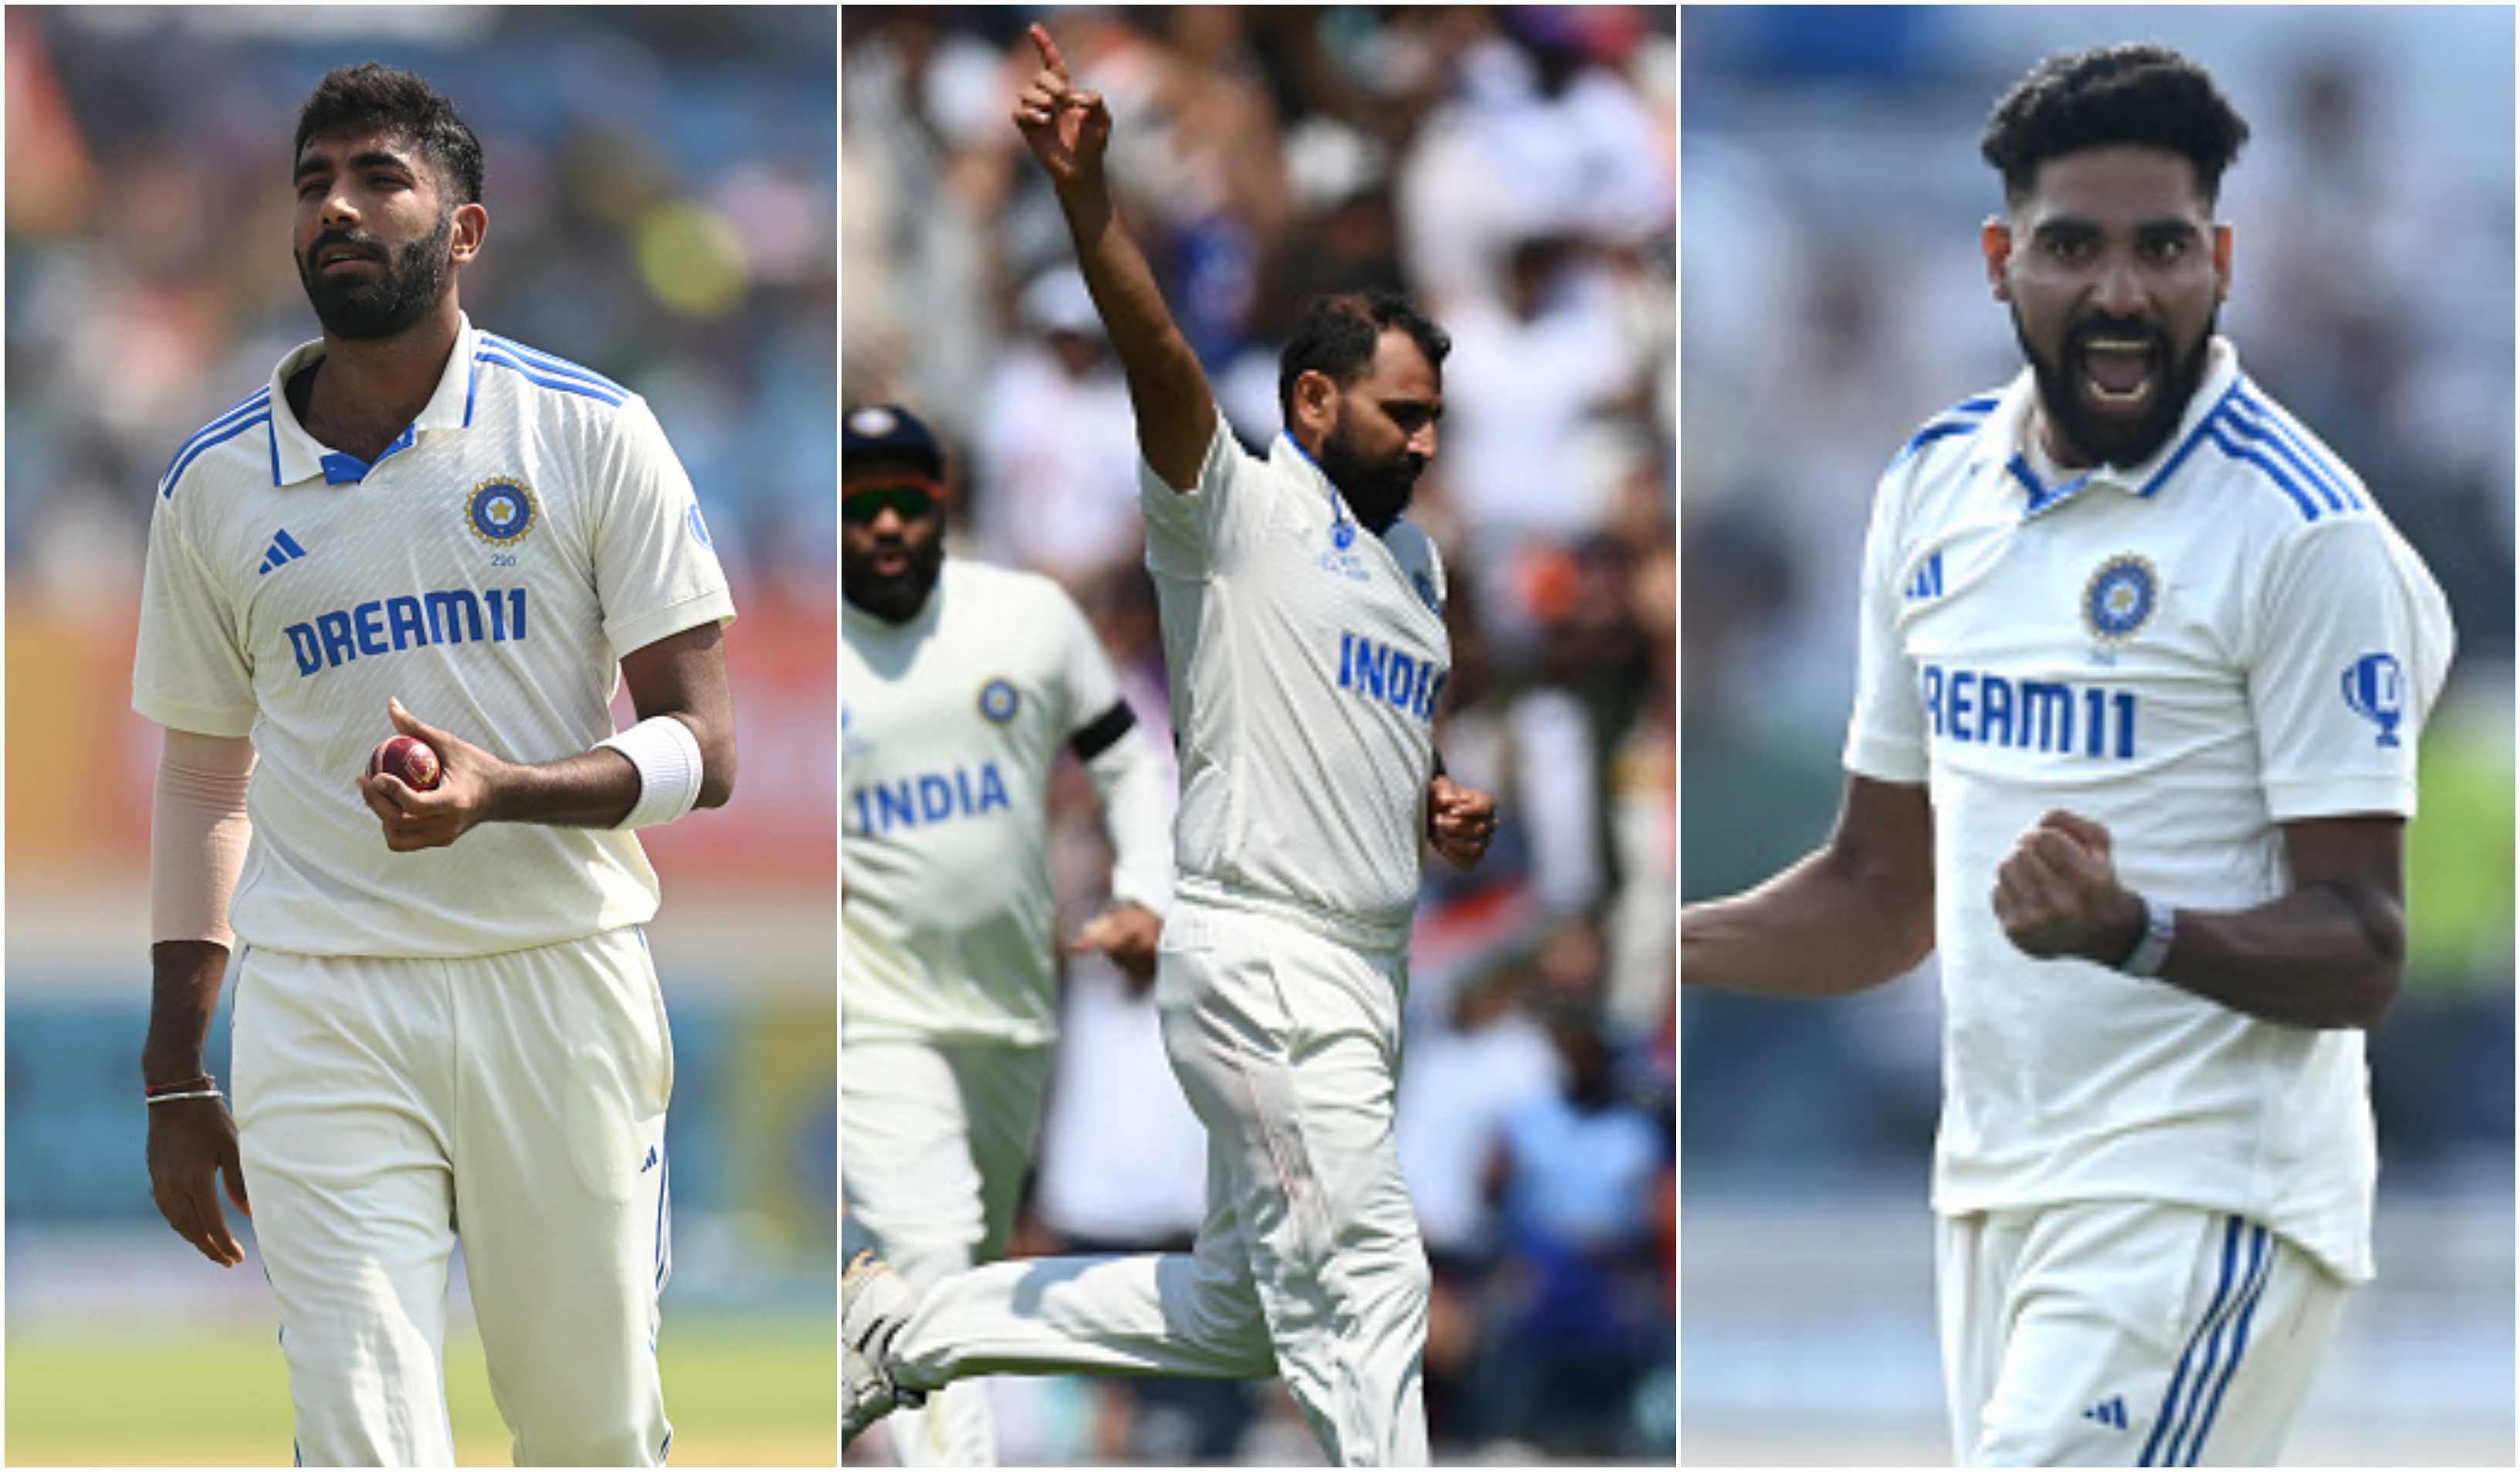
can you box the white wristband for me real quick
[2118,893,2177,978]
[596,715,706,830]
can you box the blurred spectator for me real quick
[1479,999,1672,1457]
[972,268,1143,584]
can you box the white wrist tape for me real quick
[597,715,706,830]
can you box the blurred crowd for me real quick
[844,6,1676,1461]
[1680,8,2515,1185]
[5,7,838,611]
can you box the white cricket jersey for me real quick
[843,558,1144,1045]
[1144,412,1449,945]
[1845,338,2454,1284]
[133,314,736,958]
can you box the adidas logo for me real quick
[258,529,309,575]
[2081,1394,2129,1430]
[641,1145,659,1173]
[1905,550,1945,601]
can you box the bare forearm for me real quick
[1682,848,1934,998]
[2151,883,2403,1030]
[485,749,644,828]
[144,940,229,1082]
[1051,174,1214,481]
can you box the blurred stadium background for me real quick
[1680,6,2512,1466]
[5,7,836,1464]
[844,5,1673,1464]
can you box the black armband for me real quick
[1069,699,1137,762]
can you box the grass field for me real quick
[5,1316,834,1467]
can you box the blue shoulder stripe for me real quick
[2226,391,2362,510]
[1896,394,2000,460]
[475,350,628,407]
[477,333,628,396]
[2200,411,2323,521]
[160,388,273,487]
[161,412,273,498]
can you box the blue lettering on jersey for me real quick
[1920,662,2136,760]
[285,587,530,676]
[1337,631,1445,722]
[848,761,1012,834]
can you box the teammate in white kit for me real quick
[135,64,736,1467]
[1682,46,2455,1467]
[842,402,1176,1465]
[842,26,1499,1467]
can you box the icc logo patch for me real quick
[977,678,1020,724]
[2082,554,2158,643]
[466,477,539,546]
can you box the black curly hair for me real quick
[1981,45,2250,209]
[294,63,483,205]
[1277,289,1451,425]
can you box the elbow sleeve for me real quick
[151,729,256,946]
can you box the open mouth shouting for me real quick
[2075,329,2164,414]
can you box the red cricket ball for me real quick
[367,734,443,792]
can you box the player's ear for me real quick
[1296,369,1338,434]
[450,201,488,266]
[1981,216,2014,302]
[2211,222,2234,302]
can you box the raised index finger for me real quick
[1029,22,1069,83]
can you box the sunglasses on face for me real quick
[843,483,940,524]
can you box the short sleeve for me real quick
[593,397,737,659]
[1841,463,1929,783]
[2247,517,2454,821]
[1049,581,1125,740]
[132,496,258,737]
[1138,409,1268,580]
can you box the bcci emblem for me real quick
[2342,652,2405,748]
[977,678,1021,724]
[466,477,538,547]
[2082,554,2159,644]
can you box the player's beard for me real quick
[2014,303,2216,470]
[1317,408,1424,536]
[842,528,944,623]
[297,211,455,341]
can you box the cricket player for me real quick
[842,401,1175,1465]
[843,25,1499,1467]
[136,64,736,1467]
[1681,46,2454,1467]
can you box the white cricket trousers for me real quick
[232,930,675,1467]
[842,1036,1055,1466]
[882,896,1432,1467]
[1939,1200,2349,1467]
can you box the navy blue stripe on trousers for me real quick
[2138,1217,2244,1466]
[2173,1227,2274,1465]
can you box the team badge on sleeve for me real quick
[466,477,539,546]
[2082,554,2159,642]
[977,678,1020,723]
[2342,653,2405,748]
